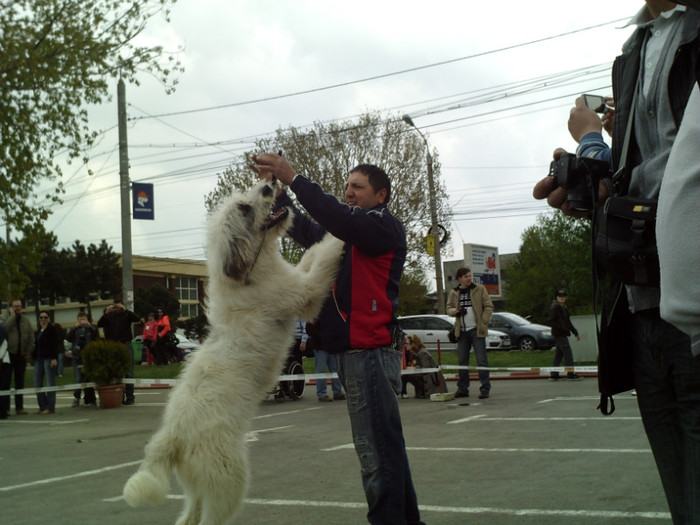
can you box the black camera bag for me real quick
[594,196,659,287]
[592,78,659,288]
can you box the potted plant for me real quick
[81,340,131,408]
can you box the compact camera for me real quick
[549,153,610,212]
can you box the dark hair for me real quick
[77,312,88,319]
[455,267,472,279]
[351,164,391,204]
[38,310,51,320]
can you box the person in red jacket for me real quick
[141,312,158,365]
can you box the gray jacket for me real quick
[4,314,35,357]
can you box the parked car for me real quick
[487,312,555,351]
[132,332,200,361]
[397,314,511,352]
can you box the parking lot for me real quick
[1,378,670,524]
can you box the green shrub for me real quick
[82,340,131,386]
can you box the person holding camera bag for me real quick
[533,3,700,523]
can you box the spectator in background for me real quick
[548,290,581,381]
[446,267,494,400]
[66,312,99,407]
[34,310,60,415]
[400,335,416,399]
[0,324,11,419]
[307,321,345,403]
[401,335,442,399]
[55,322,65,378]
[141,312,158,365]
[3,299,34,415]
[153,306,173,364]
[98,299,140,405]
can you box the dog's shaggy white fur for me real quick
[122,179,343,524]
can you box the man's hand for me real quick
[568,96,603,143]
[532,148,608,218]
[250,153,297,186]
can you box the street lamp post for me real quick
[402,115,445,314]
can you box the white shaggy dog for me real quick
[123,179,343,524]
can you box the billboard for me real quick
[463,243,501,297]
[132,182,154,220]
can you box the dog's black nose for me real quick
[261,184,273,197]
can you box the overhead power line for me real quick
[127,18,627,122]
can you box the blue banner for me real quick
[132,182,154,220]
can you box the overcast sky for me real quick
[39,0,645,274]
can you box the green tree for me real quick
[22,230,71,319]
[505,212,592,324]
[134,284,180,325]
[1,0,182,237]
[205,112,453,272]
[67,239,120,319]
[397,268,431,316]
[0,223,54,300]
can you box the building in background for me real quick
[4,255,207,327]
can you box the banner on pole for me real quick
[132,183,154,220]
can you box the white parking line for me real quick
[448,415,641,424]
[537,395,634,404]
[247,425,294,442]
[0,461,141,492]
[1,418,91,425]
[322,444,649,454]
[254,407,321,420]
[101,495,670,520]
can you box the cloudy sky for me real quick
[39,0,645,275]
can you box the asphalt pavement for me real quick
[1,377,670,525]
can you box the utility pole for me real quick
[402,115,445,314]
[117,77,134,311]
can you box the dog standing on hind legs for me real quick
[122,179,343,525]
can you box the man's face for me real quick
[458,272,473,287]
[344,171,386,210]
[11,301,22,315]
[557,295,567,304]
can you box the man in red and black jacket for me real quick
[252,154,424,525]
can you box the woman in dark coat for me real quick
[34,310,60,414]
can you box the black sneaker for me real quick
[549,374,560,381]
[478,392,489,399]
[567,374,583,381]
[455,391,469,398]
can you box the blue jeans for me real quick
[314,349,343,398]
[631,309,700,525]
[34,358,57,411]
[456,328,490,395]
[335,347,425,525]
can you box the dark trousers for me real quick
[9,352,27,410]
[124,342,134,401]
[0,362,12,416]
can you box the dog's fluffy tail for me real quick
[123,438,172,507]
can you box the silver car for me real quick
[397,314,511,352]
